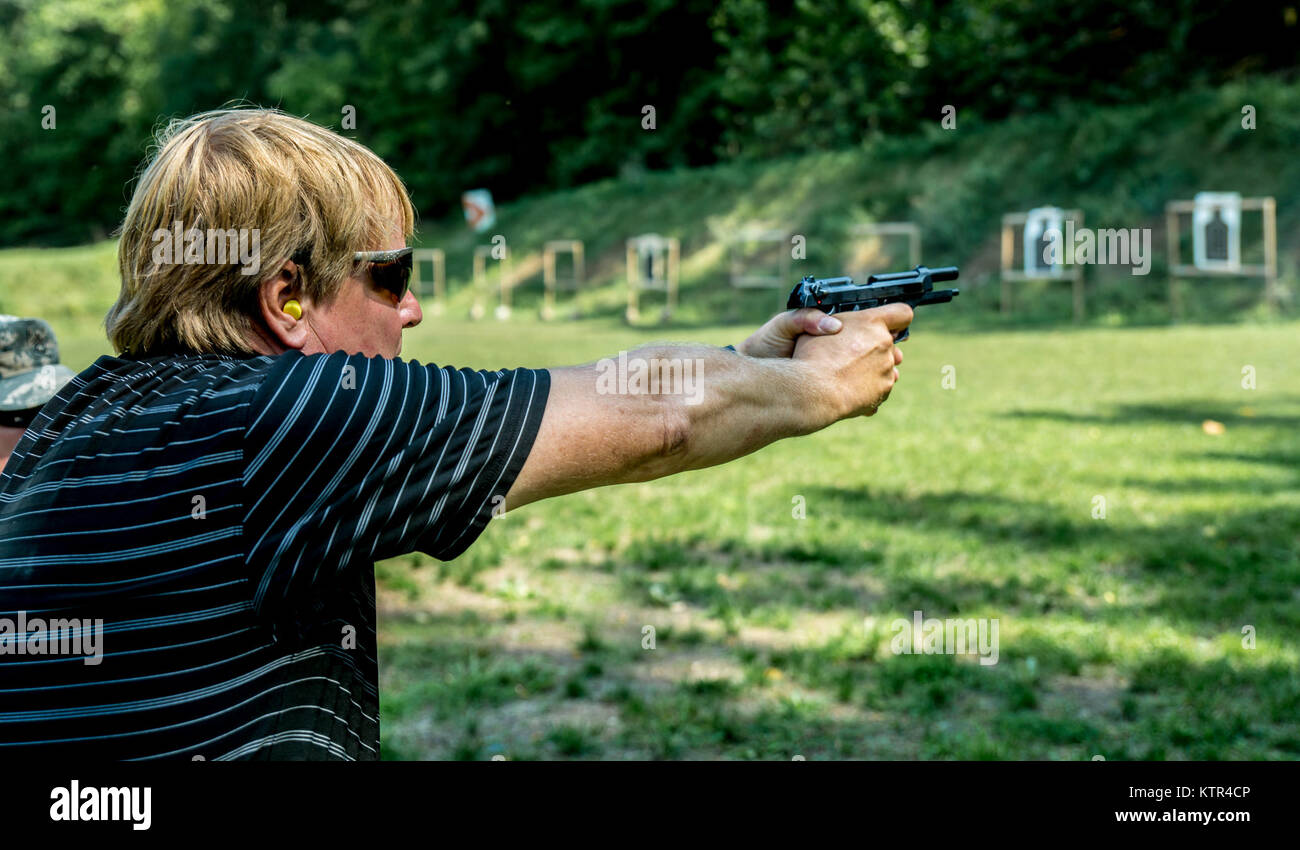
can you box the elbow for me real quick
[629,395,691,482]
[657,397,691,461]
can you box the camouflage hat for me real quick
[0,315,76,412]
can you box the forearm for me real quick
[507,304,905,511]
[626,343,837,481]
[506,341,847,510]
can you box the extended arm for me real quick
[504,303,912,510]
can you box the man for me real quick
[0,316,76,471]
[0,108,909,760]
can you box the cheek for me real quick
[380,299,403,333]
[367,296,404,350]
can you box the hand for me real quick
[792,303,911,419]
[735,308,844,359]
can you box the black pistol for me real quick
[786,265,959,341]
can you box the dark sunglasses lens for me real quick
[370,256,412,299]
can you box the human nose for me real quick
[401,288,423,328]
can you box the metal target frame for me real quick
[542,240,585,321]
[1164,196,1278,317]
[626,234,679,323]
[1000,209,1087,321]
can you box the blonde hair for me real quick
[107,107,415,356]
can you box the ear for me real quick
[256,259,313,352]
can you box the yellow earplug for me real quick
[283,300,302,320]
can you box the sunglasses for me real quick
[354,247,414,302]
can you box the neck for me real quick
[247,323,288,357]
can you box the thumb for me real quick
[780,307,842,337]
[872,302,914,333]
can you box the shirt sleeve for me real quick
[242,351,550,616]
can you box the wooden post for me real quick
[471,248,487,320]
[574,243,585,301]
[498,255,512,318]
[1262,196,1278,310]
[1070,211,1085,321]
[666,238,680,320]
[1000,221,1014,315]
[433,251,445,306]
[542,247,556,319]
[626,240,638,323]
[1165,204,1181,320]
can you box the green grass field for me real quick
[2,234,1296,761]
[372,313,1299,760]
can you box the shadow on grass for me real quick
[382,427,1300,758]
[1198,449,1300,468]
[1118,474,1300,495]
[809,484,1297,616]
[1005,399,1300,428]
[380,528,1300,760]
[602,479,1299,634]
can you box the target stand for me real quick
[626,234,679,323]
[471,244,512,321]
[542,240,585,321]
[1165,195,1278,318]
[411,249,445,316]
[727,227,792,318]
[1000,208,1086,321]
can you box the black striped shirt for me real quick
[0,351,549,759]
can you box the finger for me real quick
[871,302,914,333]
[893,346,903,366]
[893,367,900,381]
[781,307,841,336]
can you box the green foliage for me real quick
[3,0,1297,245]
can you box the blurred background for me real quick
[1,0,1297,759]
